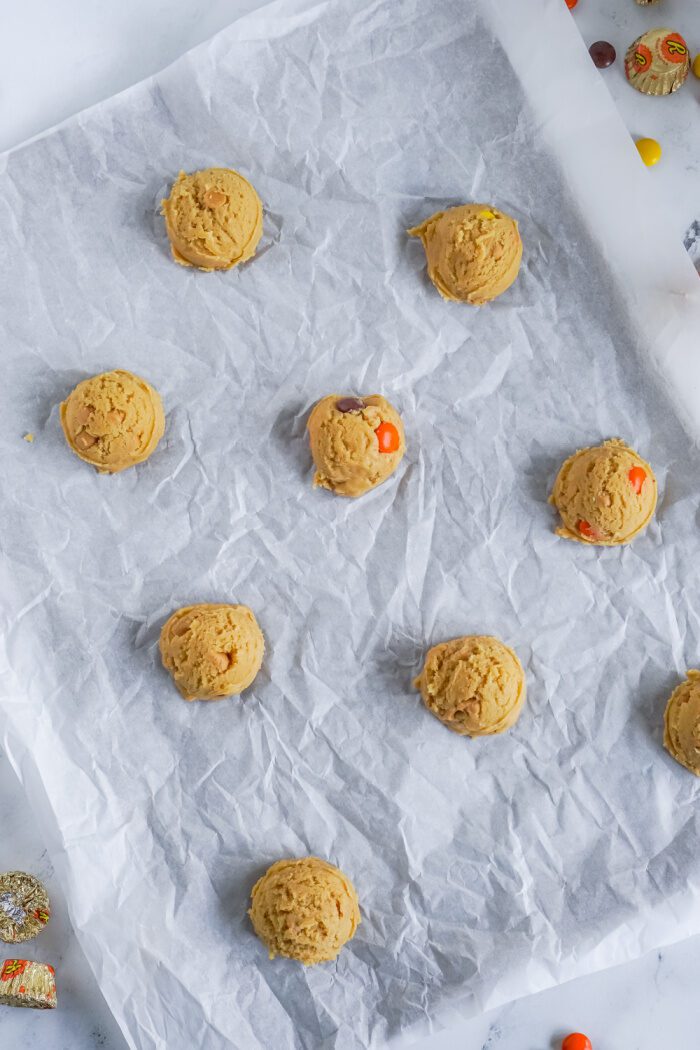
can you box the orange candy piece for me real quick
[565,0,578,8]
[628,466,647,494]
[577,520,597,539]
[562,1035,592,1050]
[375,421,400,454]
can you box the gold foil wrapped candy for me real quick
[624,28,690,95]
[0,872,50,944]
[0,959,56,1009]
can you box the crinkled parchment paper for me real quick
[1,0,700,1047]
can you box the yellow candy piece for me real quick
[693,54,700,79]
[478,209,497,219]
[636,138,662,167]
[22,433,34,443]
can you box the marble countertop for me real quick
[1,1,699,1047]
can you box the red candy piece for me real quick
[565,0,578,9]
[577,520,598,540]
[375,421,400,454]
[628,466,647,494]
[562,1035,592,1050]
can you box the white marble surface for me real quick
[1,1,699,1048]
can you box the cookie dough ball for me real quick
[60,370,165,474]
[664,671,700,776]
[161,168,263,271]
[307,394,406,498]
[413,635,526,737]
[249,857,360,965]
[550,439,657,546]
[408,204,522,304]
[159,603,264,701]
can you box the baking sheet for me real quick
[1,0,700,1047]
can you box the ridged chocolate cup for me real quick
[625,27,690,95]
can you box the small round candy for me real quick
[562,1035,592,1050]
[693,55,700,79]
[636,138,662,167]
[375,421,401,453]
[589,41,616,68]
[576,520,599,541]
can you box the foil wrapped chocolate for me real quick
[625,27,690,95]
[0,959,56,1009]
[0,872,50,944]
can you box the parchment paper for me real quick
[1,0,700,1047]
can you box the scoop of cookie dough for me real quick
[249,856,360,965]
[413,634,525,737]
[664,670,700,776]
[307,394,406,498]
[549,439,657,546]
[162,167,263,271]
[159,603,264,701]
[408,203,522,304]
[60,370,165,474]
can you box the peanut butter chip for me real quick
[74,431,97,450]
[207,650,231,673]
[74,404,93,426]
[171,618,192,637]
[203,190,228,208]
[107,409,126,426]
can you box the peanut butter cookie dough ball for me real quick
[413,635,526,737]
[664,671,700,776]
[550,439,657,546]
[161,168,263,271]
[249,857,360,965]
[60,369,164,474]
[159,603,264,702]
[307,394,406,498]
[408,204,522,304]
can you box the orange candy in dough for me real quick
[375,421,401,453]
[628,465,647,494]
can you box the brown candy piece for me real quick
[590,41,616,69]
[335,397,365,413]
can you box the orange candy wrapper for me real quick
[0,959,56,1009]
[0,871,51,944]
[625,27,690,95]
